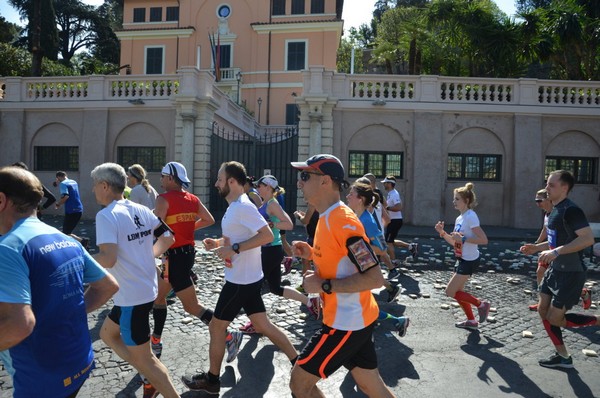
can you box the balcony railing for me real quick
[1,75,180,102]
[324,73,600,107]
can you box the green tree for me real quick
[0,42,73,76]
[337,35,365,74]
[0,16,22,44]
[520,0,600,80]
[89,0,122,65]
[54,0,97,65]
[8,0,59,75]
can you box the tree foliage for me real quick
[346,0,600,80]
[0,16,22,44]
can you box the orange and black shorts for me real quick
[297,321,377,379]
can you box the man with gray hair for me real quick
[0,166,118,398]
[90,162,180,398]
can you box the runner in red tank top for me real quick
[151,162,244,366]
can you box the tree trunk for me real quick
[31,0,42,76]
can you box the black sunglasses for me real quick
[300,171,324,182]
[534,199,544,203]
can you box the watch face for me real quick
[218,5,231,18]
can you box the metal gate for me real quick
[209,122,299,220]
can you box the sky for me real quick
[1,0,517,31]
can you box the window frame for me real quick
[166,6,179,21]
[144,46,165,75]
[348,151,404,179]
[149,7,162,22]
[117,147,166,172]
[310,0,325,14]
[285,40,307,71]
[545,156,598,185]
[133,7,146,23]
[34,146,79,171]
[291,0,305,14]
[447,153,502,182]
[272,0,286,15]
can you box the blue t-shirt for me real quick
[359,210,386,251]
[59,178,83,214]
[0,217,107,398]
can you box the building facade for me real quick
[116,0,344,125]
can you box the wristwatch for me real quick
[322,279,332,294]
[232,243,240,254]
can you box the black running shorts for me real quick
[166,246,195,292]
[384,219,403,243]
[454,257,480,276]
[108,301,154,346]
[540,269,586,310]
[214,280,266,322]
[297,321,378,379]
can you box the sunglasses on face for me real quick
[535,199,544,203]
[299,171,323,182]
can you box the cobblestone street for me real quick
[1,216,599,397]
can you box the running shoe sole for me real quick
[396,317,410,337]
[455,321,479,331]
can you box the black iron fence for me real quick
[209,123,299,220]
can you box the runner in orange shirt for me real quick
[289,154,394,398]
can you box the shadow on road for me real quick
[461,333,553,397]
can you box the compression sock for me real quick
[458,301,476,321]
[454,291,481,307]
[152,304,167,337]
[543,319,564,346]
[565,313,598,328]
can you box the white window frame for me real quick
[144,45,165,75]
[285,39,308,71]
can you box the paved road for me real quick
[1,216,599,397]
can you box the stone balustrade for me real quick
[4,72,599,110]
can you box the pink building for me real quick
[116,0,344,125]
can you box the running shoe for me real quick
[387,284,401,303]
[225,331,243,363]
[151,340,162,359]
[477,300,491,323]
[181,372,220,394]
[528,303,539,311]
[394,317,410,337]
[142,382,159,398]
[282,257,293,275]
[538,353,573,369]
[455,320,479,331]
[166,289,176,299]
[408,243,419,261]
[387,268,401,281]
[581,288,592,310]
[239,321,257,334]
[307,296,321,319]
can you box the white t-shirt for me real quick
[386,189,403,220]
[222,194,268,285]
[96,200,160,306]
[453,209,481,261]
[129,184,158,209]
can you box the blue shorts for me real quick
[108,301,154,346]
